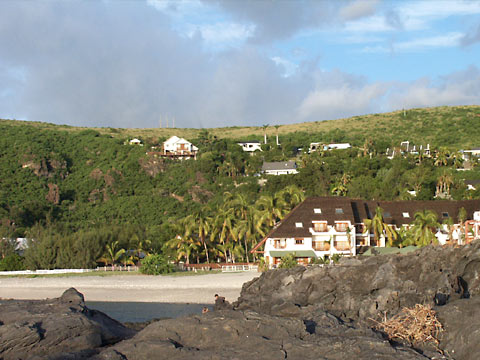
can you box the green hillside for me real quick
[3,105,480,148]
[1,105,480,270]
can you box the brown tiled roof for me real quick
[265,197,480,240]
[268,197,355,238]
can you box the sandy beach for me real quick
[0,272,260,303]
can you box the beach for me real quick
[0,272,259,303]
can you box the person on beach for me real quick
[202,307,209,314]
[214,293,231,310]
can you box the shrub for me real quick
[278,253,298,269]
[311,256,330,265]
[258,257,268,272]
[0,254,26,271]
[140,254,174,275]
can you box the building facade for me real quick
[160,136,198,159]
[252,197,480,268]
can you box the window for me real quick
[384,211,391,218]
[402,212,410,218]
[313,222,328,232]
[274,239,286,249]
[335,208,344,214]
[335,222,348,232]
[314,208,322,214]
[295,238,304,245]
[442,212,449,218]
[295,222,303,228]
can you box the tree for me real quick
[185,208,212,264]
[255,193,288,229]
[140,254,174,275]
[434,148,450,167]
[262,124,269,144]
[278,185,305,211]
[278,252,297,268]
[274,125,281,146]
[98,240,125,266]
[331,183,348,196]
[409,210,440,247]
[363,207,398,246]
[211,205,236,262]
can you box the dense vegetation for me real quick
[1,105,480,270]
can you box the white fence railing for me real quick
[0,269,93,276]
[221,265,258,272]
[0,266,140,276]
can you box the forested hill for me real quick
[1,105,480,269]
[2,105,480,149]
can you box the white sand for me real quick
[0,272,260,303]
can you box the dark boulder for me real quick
[94,309,427,360]
[235,241,480,323]
[435,297,480,360]
[0,288,135,360]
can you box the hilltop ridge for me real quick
[2,105,480,148]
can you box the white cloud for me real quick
[297,70,388,121]
[271,56,298,77]
[188,22,254,45]
[360,32,463,53]
[396,32,463,51]
[340,0,380,21]
[388,66,480,110]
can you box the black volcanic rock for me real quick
[0,288,135,360]
[93,309,427,360]
[234,241,480,358]
[4,241,480,359]
[235,241,480,322]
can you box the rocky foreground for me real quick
[2,242,480,359]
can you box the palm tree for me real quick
[279,185,305,211]
[274,125,281,146]
[436,171,453,197]
[255,193,288,229]
[211,206,236,262]
[165,233,200,265]
[410,210,440,247]
[363,207,397,246]
[262,124,269,144]
[98,240,125,267]
[434,148,450,167]
[331,183,348,196]
[185,208,213,264]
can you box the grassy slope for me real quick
[2,105,480,148]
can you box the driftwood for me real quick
[371,304,443,349]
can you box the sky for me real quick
[0,0,479,129]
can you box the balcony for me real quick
[312,241,330,251]
[334,241,351,251]
[273,240,286,249]
[312,223,328,232]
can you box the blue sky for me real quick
[0,0,479,128]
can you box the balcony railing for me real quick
[273,241,286,249]
[334,241,351,251]
[312,241,330,251]
[312,224,328,232]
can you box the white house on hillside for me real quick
[262,161,298,175]
[238,141,262,152]
[309,143,351,153]
[161,136,198,159]
[128,138,143,145]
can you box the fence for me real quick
[221,264,258,272]
[0,266,139,276]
